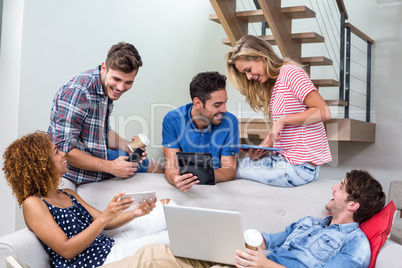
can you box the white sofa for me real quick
[1,173,401,267]
[389,181,402,245]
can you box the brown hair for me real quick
[226,35,299,116]
[106,42,143,73]
[190,71,227,103]
[2,131,59,206]
[345,169,385,224]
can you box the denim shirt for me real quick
[262,216,370,268]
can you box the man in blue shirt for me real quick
[111,169,385,267]
[162,72,239,192]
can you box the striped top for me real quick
[270,64,332,165]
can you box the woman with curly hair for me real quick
[3,131,170,267]
[226,35,332,187]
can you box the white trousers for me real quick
[103,200,175,264]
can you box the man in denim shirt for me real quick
[233,169,385,268]
[113,169,385,268]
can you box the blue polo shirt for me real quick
[162,103,239,169]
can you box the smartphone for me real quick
[127,147,145,162]
[119,191,156,204]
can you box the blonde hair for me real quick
[226,35,299,116]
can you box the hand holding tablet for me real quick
[176,152,216,185]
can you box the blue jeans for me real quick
[236,154,319,187]
[107,149,149,173]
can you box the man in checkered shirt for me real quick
[48,42,162,185]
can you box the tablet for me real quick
[229,144,282,151]
[119,191,156,204]
[176,152,215,185]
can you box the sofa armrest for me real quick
[0,228,51,268]
[375,239,402,267]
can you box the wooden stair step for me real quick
[209,5,315,24]
[312,79,340,87]
[238,118,375,143]
[282,6,316,19]
[301,56,333,66]
[222,32,324,46]
[325,100,348,106]
[325,119,375,142]
[238,118,270,140]
[292,32,325,43]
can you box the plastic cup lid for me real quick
[138,133,150,147]
[244,229,263,247]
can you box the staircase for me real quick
[209,0,375,143]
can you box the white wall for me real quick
[2,0,246,231]
[16,0,247,158]
[0,0,23,237]
[1,0,402,232]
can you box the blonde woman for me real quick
[226,35,332,187]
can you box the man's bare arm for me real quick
[163,147,181,182]
[107,130,131,154]
[65,148,137,178]
[163,147,198,192]
[214,154,237,182]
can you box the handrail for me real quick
[335,0,348,20]
[344,22,374,122]
[336,0,372,122]
[339,8,346,103]
[252,0,266,35]
[345,23,374,44]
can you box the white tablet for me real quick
[119,191,156,204]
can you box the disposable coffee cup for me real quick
[244,229,263,250]
[129,133,150,152]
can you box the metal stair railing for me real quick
[245,0,373,123]
[344,23,373,122]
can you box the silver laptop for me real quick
[163,205,246,265]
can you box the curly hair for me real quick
[189,71,227,104]
[106,41,143,73]
[345,169,386,224]
[2,131,59,206]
